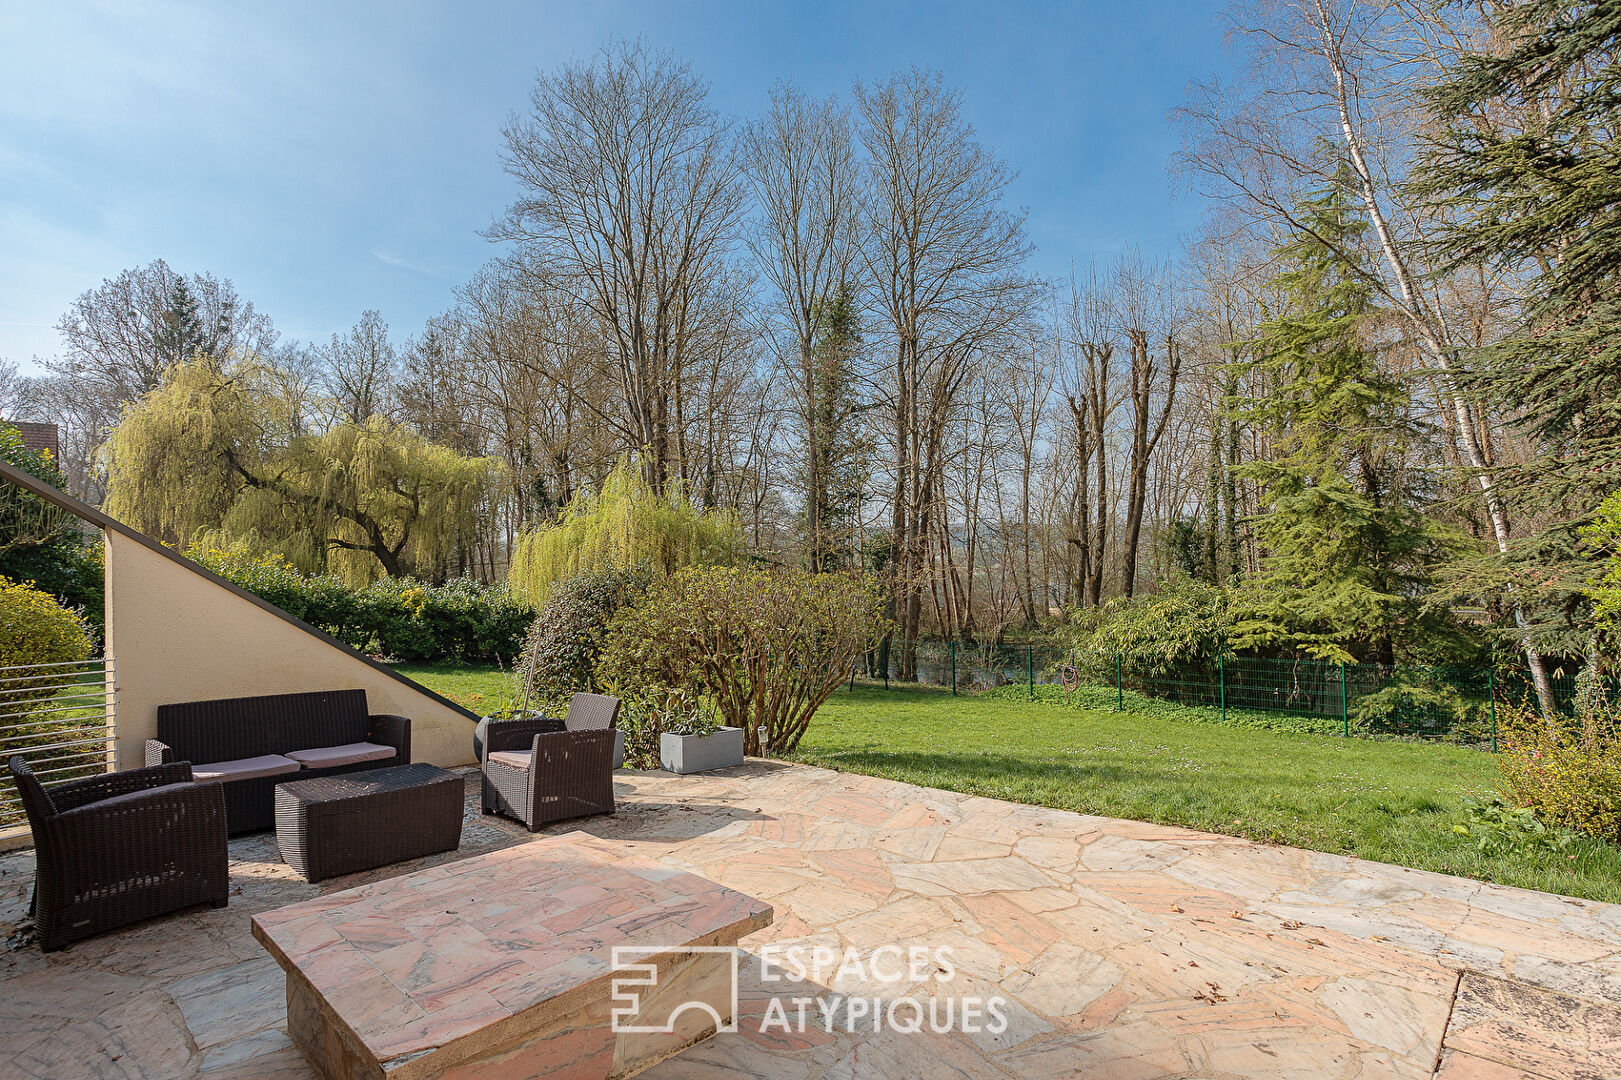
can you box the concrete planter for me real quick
[613,729,625,770]
[659,727,744,774]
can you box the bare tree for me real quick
[397,313,482,456]
[995,336,1054,625]
[1058,268,1123,607]
[322,309,396,425]
[492,40,747,495]
[1117,254,1184,598]
[50,259,276,406]
[856,67,1036,677]
[11,376,119,500]
[742,82,864,568]
[0,360,27,418]
[263,341,327,440]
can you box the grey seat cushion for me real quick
[284,742,396,770]
[487,750,532,771]
[192,754,301,783]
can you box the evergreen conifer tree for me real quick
[1418,0,1621,658]
[1235,180,1461,663]
[151,279,210,366]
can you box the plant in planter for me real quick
[652,688,744,775]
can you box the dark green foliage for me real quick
[598,566,886,755]
[515,568,651,700]
[0,424,103,633]
[150,279,213,366]
[1417,0,1621,655]
[1421,0,1621,447]
[1162,517,1218,584]
[1353,682,1489,743]
[1068,580,1236,679]
[0,542,103,635]
[801,283,869,571]
[1234,181,1465,663]
[189,548,531,664]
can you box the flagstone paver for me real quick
[4,760,1621,1078]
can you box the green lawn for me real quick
[398,663,518,717]
[400,665,1621,903]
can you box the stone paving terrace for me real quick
[4,762,1621,1079]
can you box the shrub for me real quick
[1498,675,1621,841]
[188,547,531,664]
[1069,581,1236,682]
[605,685,719,770]
[0,540,104,635]
[0,424,103,632]
[599,567,886,756]
[0,575,95,712]
[515,568,651,701]
[1353,681,1490,743]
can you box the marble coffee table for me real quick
[251,832,773,1080]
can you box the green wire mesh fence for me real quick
[850,640,1586,750]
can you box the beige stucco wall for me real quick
[103,532,476,770]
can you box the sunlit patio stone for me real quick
[4,761,1621,1078]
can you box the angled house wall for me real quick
[1,462,479,770]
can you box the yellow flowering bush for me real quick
[1499,677,1621,842]
[0,575,95,712]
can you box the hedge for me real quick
[188,548,532,664]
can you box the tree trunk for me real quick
[1310,0,1556,719]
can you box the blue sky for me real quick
[0,1,1236,373]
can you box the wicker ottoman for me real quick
[274,763,463,881]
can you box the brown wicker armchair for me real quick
[9,756,230,951]
[480,714,615,831]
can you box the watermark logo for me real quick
[610,945,741,1034]
[608,944,1007,1037]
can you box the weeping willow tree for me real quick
[508,457,742,605]
[103,359,500,583]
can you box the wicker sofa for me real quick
[146,689,411,834]
[9,756,229,951]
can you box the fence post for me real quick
[1340,662,1349,737]
[1116,654,1123,711]
[1488,668,1497,753]
[1027,645,1034,700]
[950,641,957,696]
[1219,655,1226,724]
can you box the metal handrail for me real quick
[1,656,118,824]
[0,661,112,685]
[0,696,115,722]
[0,709,114,732]
[0,733,115,752]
